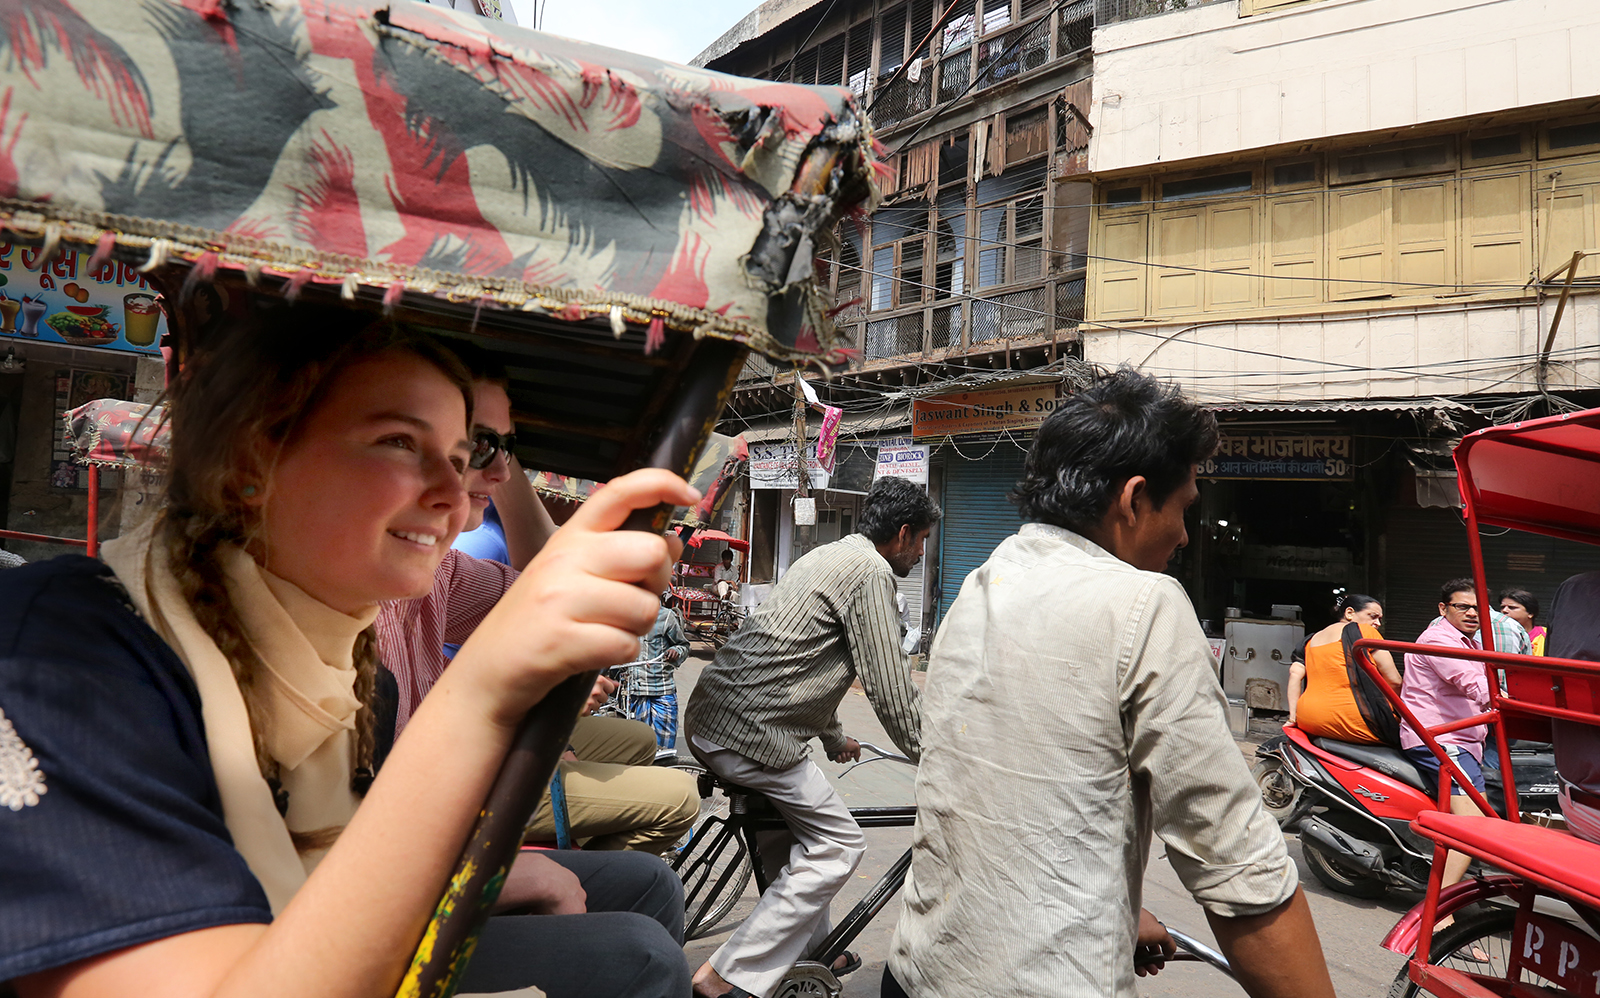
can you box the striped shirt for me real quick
[633,606,690,697]
[684,533,922,769]
[374,549,517,733]
[890,524,1297,998]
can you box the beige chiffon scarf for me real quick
[100,519,375,915]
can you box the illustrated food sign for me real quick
[1201,434,1354,481]
[0,244,164,355]
[911,383,1060,438]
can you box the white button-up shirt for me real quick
[889,523,1297,998]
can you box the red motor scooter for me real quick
[1252,724,1558,898]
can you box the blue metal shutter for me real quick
[937,446,1028,624]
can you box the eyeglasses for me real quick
[468,428,517,470]
[1445,602,1479,613]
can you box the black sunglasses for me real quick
[469,428,517,470]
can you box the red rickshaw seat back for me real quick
[1411,812,1600,910]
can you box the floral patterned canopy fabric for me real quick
[0,0,884,364]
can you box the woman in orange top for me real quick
[1288,594,1403,745]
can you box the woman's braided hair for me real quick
[159,300,472,846]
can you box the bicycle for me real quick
[671,742,1242,997]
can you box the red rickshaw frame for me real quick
[1340,406,1600,997]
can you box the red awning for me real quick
[1455,407,1600,546]
[685,529,749,554]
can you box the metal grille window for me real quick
[865,313,925,359]
[910,0,936,58]
[1059,0,1093,53]
[931,303,962,349]
[1054,276,1085,329]
[939,49,971,101]
[974,15,1049,88]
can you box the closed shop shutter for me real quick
[936,446,1029,626]
[1383,507,1598,643]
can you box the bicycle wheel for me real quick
[1384,905,1557,998]
[669,760,753,939]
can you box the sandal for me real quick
[831,951,863,977]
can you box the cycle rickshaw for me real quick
[0,1,880,993]
[1340,408,1600,997]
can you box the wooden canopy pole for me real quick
[395,336,748,998]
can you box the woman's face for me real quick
[1344,601,1384,630]
[1500,598,1534,630]
[463,380,512,532]
[260,351,472,614]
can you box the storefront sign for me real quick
[911,383,1060,438]
[0,243,165,355]
[1240,545,1355,583]
[749,440,831,490]
[1200,434,1353,481]
[874,437,929,484]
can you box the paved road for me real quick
[673,651,1416,997]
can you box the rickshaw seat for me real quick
[1411,811,1600,910]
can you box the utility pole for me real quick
[792,374,813,558]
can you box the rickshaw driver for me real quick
[684,476,939,998]
[886,368,1336,998]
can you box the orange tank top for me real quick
[1297,622,1384,745]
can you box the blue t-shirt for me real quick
[452,504,509,565]
[0,557,271,983]
[444,505,511,660]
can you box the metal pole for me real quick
[395,337,748,998]
[86,465,100,558]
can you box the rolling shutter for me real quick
[936,446,1028,625]
[1383,507,1598,644]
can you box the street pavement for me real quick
[672,649,1414,997]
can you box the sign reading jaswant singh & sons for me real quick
[911,383,1061,438]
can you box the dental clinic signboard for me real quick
[0,242,166,356]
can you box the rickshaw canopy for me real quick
[0,0,880,366]
[1453,407,1600,546]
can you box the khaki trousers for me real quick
[525,716,699,856]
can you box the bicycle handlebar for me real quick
[837,741,914,777]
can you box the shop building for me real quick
[1081,0,1600,643]
[0,242,167,563]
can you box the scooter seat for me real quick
[1311,737,1431,793]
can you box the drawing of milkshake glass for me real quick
[18,296,47,338]
[0,294,18,333]
[123,293,160,347]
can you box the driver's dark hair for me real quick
[1440,577,1476,605]
[445,338,510,388]
[1011,366,1218,533]
[858,476,942,543]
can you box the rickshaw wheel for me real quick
[1384,905,1547,997]
[772,962,841,998]
[1301,839,1387,899]
[669,758,754,939]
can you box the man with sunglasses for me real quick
[1399,578,1496,903]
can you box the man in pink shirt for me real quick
[1400,577,1492,901]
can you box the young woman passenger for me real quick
[1286,594,1402,745]
[0,300,697,998]
[1498,588,1546,656]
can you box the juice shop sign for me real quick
[911,383,1060,438]
[0,242,165,355]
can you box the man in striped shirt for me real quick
[686,477,939,998]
